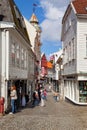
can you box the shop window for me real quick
[79,81,87,102]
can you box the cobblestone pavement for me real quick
[0,93,87,130]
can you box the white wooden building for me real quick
[0,0,35,111]
[61,0,87,105]
[49,50,62,91]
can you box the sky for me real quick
[14,0,70,58]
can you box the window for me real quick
[72,38,75,59]
[79,81,87,102]
[16,44,20,67]
[86,36,87,57]
[69,18,71,27]
[24,51,27,69]
[65,22,68,32]
[21,48,24,69]
[64,17,71,33]
[65,46,68,63]
[69,42,71,61]
[63,48,65,64]
[11,43,15,66]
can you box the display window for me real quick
[79,81,87,102]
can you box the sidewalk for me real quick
[0,92,87,130]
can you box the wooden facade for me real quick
[0,0,35,111]
[61,0,87,104]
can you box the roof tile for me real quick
[72,0,87,14]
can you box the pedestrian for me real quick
[32,90,39,107]
[25,94,29,104]
[9,85,17,114]
[43,89,47,101]
[21,93,26,107]
[49,84,52,92]
[40,89,45,107]
[37,84,41,102]
[52,90,59,102]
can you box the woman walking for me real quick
[10,85,17,114]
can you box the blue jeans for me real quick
[44,96,47,101]
[11,99,16,113]
[54,96,58,102]
[34,99,39,106]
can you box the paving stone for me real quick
[0,92,87,130]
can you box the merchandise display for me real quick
[79,81,87,102]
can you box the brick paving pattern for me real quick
[0,92,87,130]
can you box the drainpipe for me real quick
[1,29,9,110]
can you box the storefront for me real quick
[64,78,87,105]
[6,79,27,113]
[79,81,87,103]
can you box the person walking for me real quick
[32,90,39,107]
[10,85,17,114]
[21,93,26,107]
[52,90,59,102]
[40,89,45,107]
[43,89,47,101]
[49,84,52,92]
[37,84,41,103]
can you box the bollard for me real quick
[0,97,4,116]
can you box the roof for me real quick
[29,13,41,32]
[62,0,87,24]
[72,0,87,14]
[47,62,53,69]
[0,0,31,44]
[30,13,38,24]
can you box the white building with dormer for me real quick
[61,0,87,104]
[0,0,35,112]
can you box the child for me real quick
[44,89,47,101]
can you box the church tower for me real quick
[29,12,42,82]
[29,13,41,59]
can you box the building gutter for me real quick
[76,14,87,18]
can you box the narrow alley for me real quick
[0,92,87,130]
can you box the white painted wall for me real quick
[77,18,87,73]
[62,9,77,75]
[61,3,87,104]
[24,17,36,52]
[0,21,35,110]
[9,30,29,80]
[51,50,63,80]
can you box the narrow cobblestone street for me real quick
[0,92,87,130]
